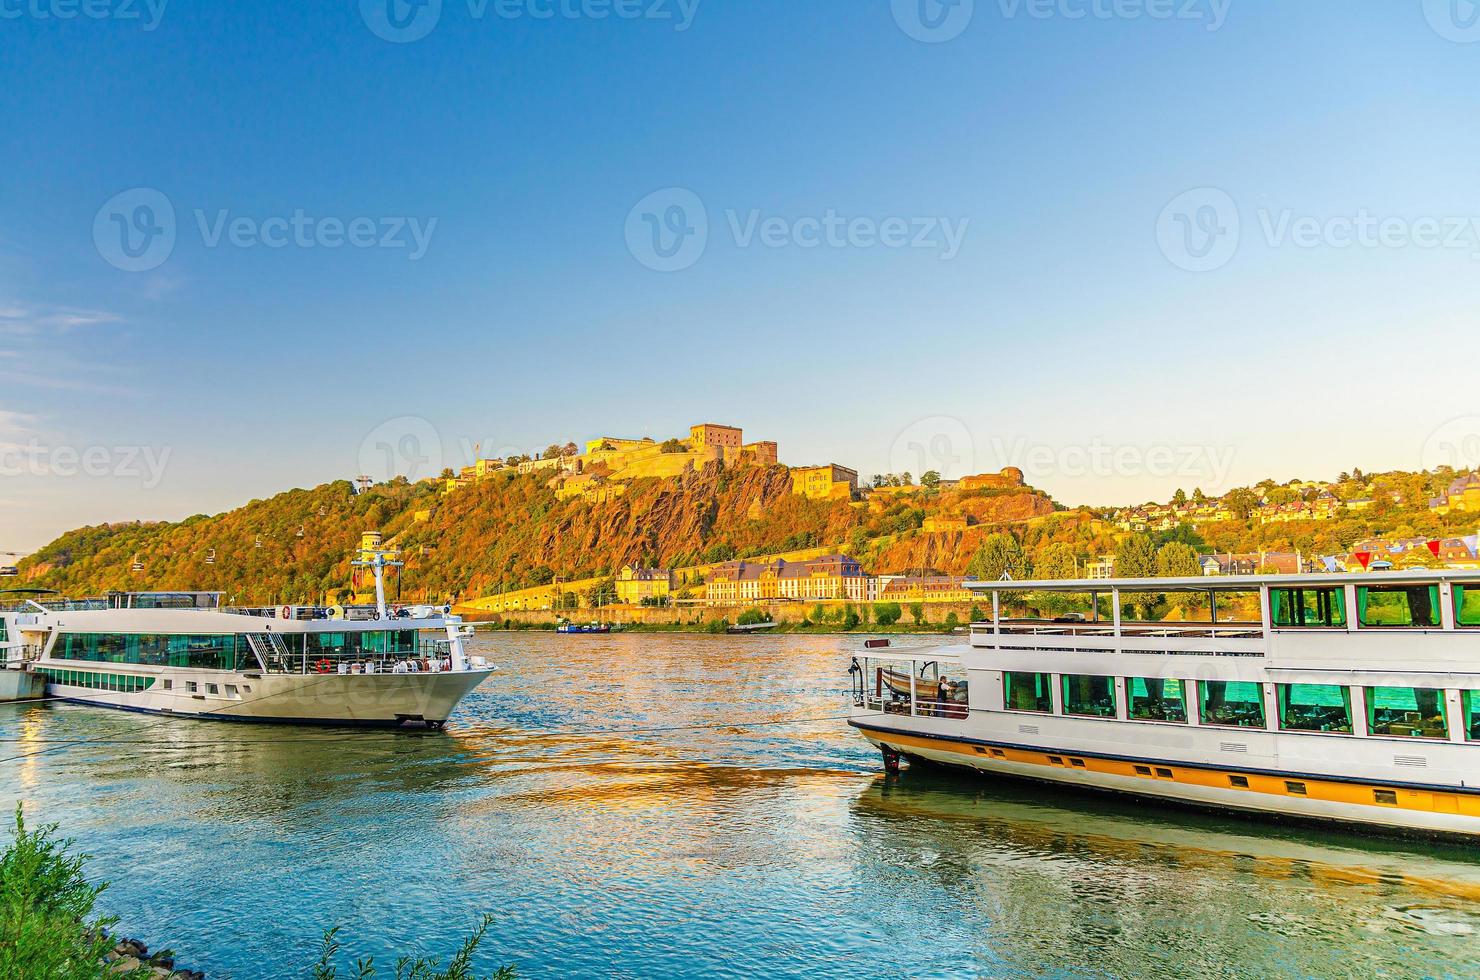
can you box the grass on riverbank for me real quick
[313,916,515,980]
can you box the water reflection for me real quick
[852,769,1480,977]
[0,633,1476,979]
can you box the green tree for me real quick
[1225,487,1260,520]
[1029,541,1079,616]
[1115,533,1158,618]
[968,533,1029,581]
[1172,488,1188,506]
[920,470,941,489]
[1156,541,1202,578]
[908,601,925,625]
[1033,542,1077,581]
[873,602,903,626]
[1116,533,1157,578]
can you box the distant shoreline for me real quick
[468,620,962,637]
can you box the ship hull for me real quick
[852,716,1480,840]
[39,666,493,728]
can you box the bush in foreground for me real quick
[0,806,151,979]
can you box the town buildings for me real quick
[1431,474,1480,515]
[876,574,976,604]
[703,554,874,603]
[791,464,859,501]
[615,565,674,604]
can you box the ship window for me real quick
[1003,671,1052,713]
[1061,675,1116,718]
[1366,686,1447,739]
[1070,758,1086,768]
[1463,692,1480,742]
[1357,586,1441,628]
[1154,767,1173,779]
[990,748,1006,758]
[1374,789,1398,805]
[1285,781,1307,795]
[1270,587,1346,628]
[1134,765,1152,776]
[1229,775,1249,788]
[58,632,248,671]
[186,681,198,693]
[1196,680,1266,729]
[206,684,219,695]
[1127,677,1187,723]
[1455,586,1480,627]
[1278,684,1353,734]
[1048,755,1064,765]
[162,679,172,690]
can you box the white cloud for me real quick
[0,305,122,335]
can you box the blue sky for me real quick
[2,0,1479,553]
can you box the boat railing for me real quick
[852,657,969,718]
[252,638,463,675]
[971,621,1265,641]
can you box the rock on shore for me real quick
[104,934,204,978]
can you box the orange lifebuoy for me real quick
[315,659,332,674]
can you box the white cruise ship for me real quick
[849,570,1480,838]
[0,542,492,728]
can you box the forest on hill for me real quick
[14,459,1473,605]
[17,461,1054,603]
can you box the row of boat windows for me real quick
[1272,585,1480,628]
[39,668,155,693]
[54,631,421,670]
[1002,672,1479,741]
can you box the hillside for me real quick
[16,461,1056,603]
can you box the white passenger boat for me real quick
[0,545,492,728]
[849,571,1480,838]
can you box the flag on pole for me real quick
[1355,551,1373,570]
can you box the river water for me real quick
[3,633,1479,979]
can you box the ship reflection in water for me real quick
[1,633,1478,979]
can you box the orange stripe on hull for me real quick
[855,725,1478,821]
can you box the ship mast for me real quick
[350,531,402,620]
